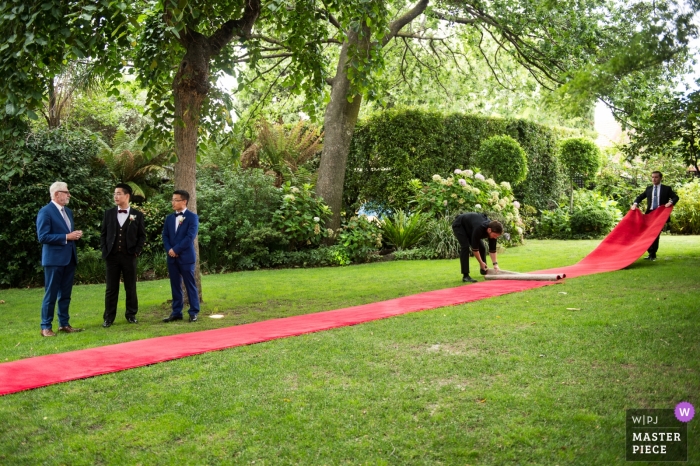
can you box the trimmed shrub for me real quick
[345,108,570,215]
[570,209,615,236]
[0,128,112,287]
[476,135,528,185]
[559,138,601,184]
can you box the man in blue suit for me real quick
[162,189,201,323]
[36,181,84,337]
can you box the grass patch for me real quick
[0,237,698,464]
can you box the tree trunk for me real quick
[172,38,210,304]
[315,1,429,230]
[316,37,365,231]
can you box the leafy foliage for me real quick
[410,171,525,246]
[0,128,112,287]
[345,108,568,215]
[99,129,173,200]
[196,167,283,271]
[241,120,323,186]
[669,179,700,234]
[622,89,700,173]
[476,135,528,185]
[380,210,430,251]
[271,183,332,250]
[423,216,461,260]
[559,138,602,183]
[535,190,622,239]
[335,216,383,264]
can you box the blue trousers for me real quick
[167,261,200,317]
[41,262,76,329]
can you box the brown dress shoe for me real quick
[58,325,83,333]
[41,329,56,337]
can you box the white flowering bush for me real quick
[271,182,332,249]
[410,169,525,245]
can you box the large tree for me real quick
[0,0,331,298]
[238,0,697,229]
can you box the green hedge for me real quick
[344,108,570,215]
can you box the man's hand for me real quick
[67,230,83,241]
[630,204,638,211]
[168,248,178,258]
[665,201,673,208]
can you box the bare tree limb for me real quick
[383,0,430,46]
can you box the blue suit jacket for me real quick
[36,203,78,267]
[163,210,199,265]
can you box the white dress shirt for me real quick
[117,206,130,227]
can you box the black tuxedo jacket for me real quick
[633,184,679,212]
[100,207,147,259]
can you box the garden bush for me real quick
[345,108,569,215]
[271,183,331,250]
[334,215,383,264]
[410,170,525,246]
[197,167,283,270]
[570,209,615,236]
[380,210,430,250]
[423,216,460,259]
[535,190,621,239]
[670,179,700,234]
[476,135,528,185]
[0,128,112,287]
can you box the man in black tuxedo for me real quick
[631,171,680,261]
[100,183,147,327]
[452,213,503,283]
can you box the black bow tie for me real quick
[118,209,128,214]
[175,212,184,216]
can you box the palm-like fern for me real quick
[241,119,323,186]
[380,210,431,250]
[99,129,173,199]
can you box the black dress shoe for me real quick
[462,275,478,283]
[102,321,113,328]
[126,317,138,324]
[189,315,198,323]
[644,255,656,261]
[163,315,183,323]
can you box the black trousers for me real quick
[648,233,660,256]
[452,225,486,276]
[104,253,138,323]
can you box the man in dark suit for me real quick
[631,170,680,261]
[452,213,503,283]
[100,183,147,327]
[162,189,201,323]
[36,181,84,337]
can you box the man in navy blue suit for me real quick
[162,190,201,323]
[36,181,84,337]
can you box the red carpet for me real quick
[0,207,671,396]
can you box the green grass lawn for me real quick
[1,237,698,465]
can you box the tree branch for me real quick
[208,0,262,56]
[383,0,430,46]
[430,10,476,25]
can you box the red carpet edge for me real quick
[0,208,671,396]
